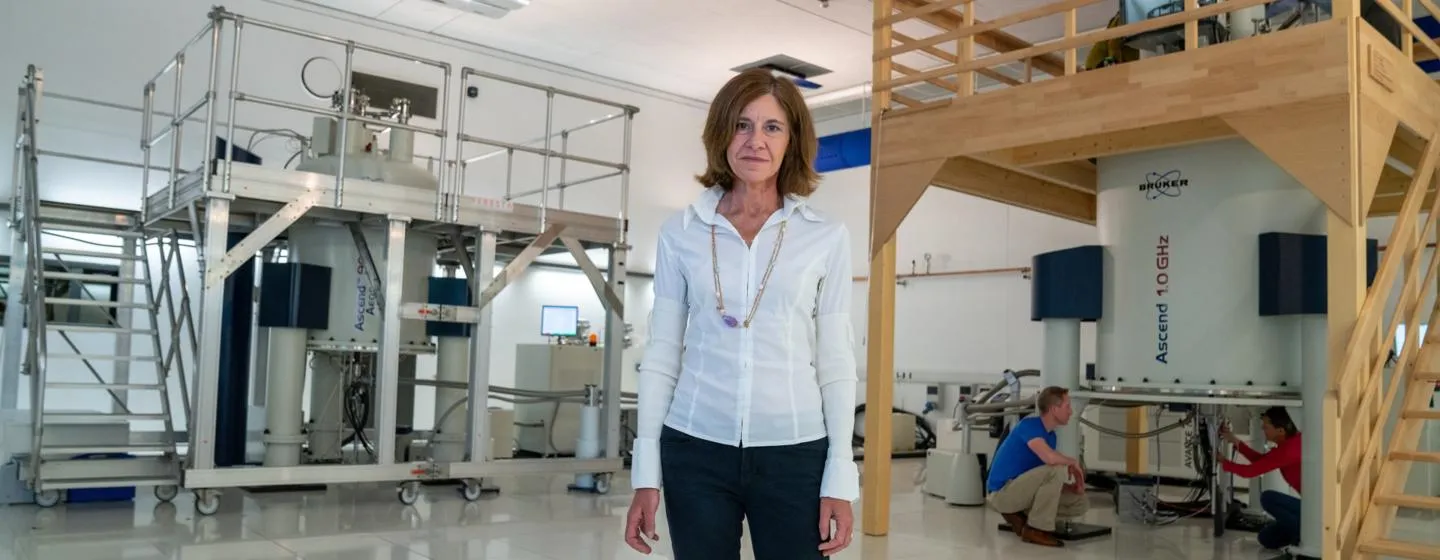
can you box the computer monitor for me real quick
[540,305,580,337]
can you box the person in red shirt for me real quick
[1218,407,1303,550]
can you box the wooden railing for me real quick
[873,0,1323,117]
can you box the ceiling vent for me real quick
[732,55,832,89]
[431,0,530,19]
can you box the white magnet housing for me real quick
[1095,138,1325,394]
[286,220,438,353]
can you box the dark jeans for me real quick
[659,425,829,560]
[1259,490,1301,549]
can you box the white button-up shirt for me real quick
[631,186,860,501]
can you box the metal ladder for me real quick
[14,66,180,506]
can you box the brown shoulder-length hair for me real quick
[695,68,821,197]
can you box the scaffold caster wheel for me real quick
[154,484,179,503]
[398,481,421,506]
[460,479,483,502]
[594,474,611,495]
[34,489,61,508]
[195,491,220,516]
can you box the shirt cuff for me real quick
[820,452,859,501]
[630,436,662,490]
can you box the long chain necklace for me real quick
[711,219,788,329]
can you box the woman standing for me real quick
[622,68,860,559]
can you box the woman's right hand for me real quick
[624,488,662,554]
[1219,424,1241,445]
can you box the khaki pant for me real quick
[988,464,1089,532]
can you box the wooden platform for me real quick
[863,2,1440,559]
[869,19,1440,252]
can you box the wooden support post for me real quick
[1125,407,1149,473]
[1326,213,1364,559]
[1064,9,1077,74]
[1184,0,1198,50]
[1326,5,1360,557]
[1404,0,1415,59]
[862,238,897,535]
[862,0,896,537]
[959,4,975,95]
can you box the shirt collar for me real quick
[684,185,822,229]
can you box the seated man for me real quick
[1218,407,1303,550]
[986,386,1088,548]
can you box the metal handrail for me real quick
[18,65,51,481]
[138,7,455,218]
[135,6,638,234]
[455,68,638,232]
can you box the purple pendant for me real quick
[722,314,740,328]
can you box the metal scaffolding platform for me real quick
[5,4,638,514]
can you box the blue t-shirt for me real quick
[985,416,1057,493]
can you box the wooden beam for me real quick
[1024,161,1096,192]
[895,0,1067,77]
[875,0,969,28]
[891,62,959,92]
[870,158,945,256]
[1223,94,1361,226]
[1356,96,1400,218]
[1369,192,1437,216]
[1374,164,1421,198]
[930,156,1096,224]
[1359,24,1440,141]
[890,31,1023,87]
[878,21,1349,167]
[1368,167,1434,216]
[979,118,1235,168]
[1389,126,1428,172]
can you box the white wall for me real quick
[0,0,700,445]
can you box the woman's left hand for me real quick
[818,497,854,556]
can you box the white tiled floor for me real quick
[3,460,1435,559]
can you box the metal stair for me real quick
[13,66,180,506]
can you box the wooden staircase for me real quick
[1333,127,1440,559]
